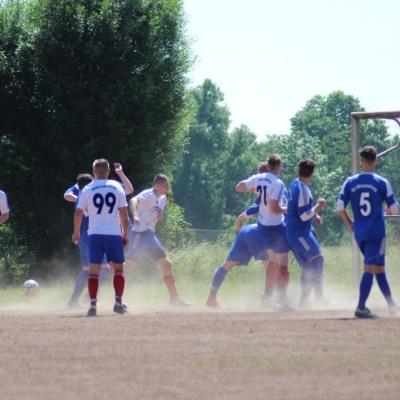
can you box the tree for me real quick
[0,0,190,275]
[174,79,230,229]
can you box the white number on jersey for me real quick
[360,192,371,216]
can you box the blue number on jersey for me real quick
[256,185,267,206]
[93,192,116,214]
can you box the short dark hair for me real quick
[153,173,169,186]
[267,154,282,171]
[258,162,269,173]
[77,173,94,190]
[298,159,315,178]
[359,146,377,163]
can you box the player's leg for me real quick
[206,260,239,308]
[269,225,291,309]
[104,235,128,314]
[68,268,89,308]
[87,234,106,316]
[157,257,190,307]
[87,263,101,316]
[263,255,279,299]
[369,239,397,311]
[68,234,90,308]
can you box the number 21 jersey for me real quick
[77,179,127,236]
[337,172,396,241]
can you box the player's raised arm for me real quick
[114,163,134,195]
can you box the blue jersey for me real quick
[337,172,396,241]
[286,179,314,232]
[64,184,89,235]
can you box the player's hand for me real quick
[315,214,323,224]
[122,233,128,246]
[72,232,80,245]
[133,216,140,225]
[114,162,123,175]
[384,207,392,215]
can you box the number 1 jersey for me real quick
[337,172,396,241]
[77,179,127,236]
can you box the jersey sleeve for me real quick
[337,179,350,211]
[242,174,259,191]
[245,203,259,216]
[0,191,10,214]
[64,184,79,199]
[297,185,312,216]
[383,179,396,206]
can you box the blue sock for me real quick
[376,273,394,306]
[310,256,324,297]
[358,272,373,310]
[211,266,228,295]
[69,270,89,303]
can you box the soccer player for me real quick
[337,146,399,319]
[235,161,279,303]
[65,163,134,308]
[65,174,109,308]
[126,174,190,306]
[206,155,291,309]
[286,159,326,307]
[72,159,129,317]
[0,189,10,225]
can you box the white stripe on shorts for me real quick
[298,236,310,251]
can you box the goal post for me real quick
[350,111,400,288]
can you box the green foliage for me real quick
[156,199,192,249]
[174,79,230,228]
[0,0,190,271]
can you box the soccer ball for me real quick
[22,279,40,297]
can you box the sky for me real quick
[183,0,400,139]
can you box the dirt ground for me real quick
[0,308,399,400]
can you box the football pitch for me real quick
[1,306,399,400]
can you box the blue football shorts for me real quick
[125,230,166,262]
[286,228,321,266]
[263,223,290,254]
[88,234,125,264]
[227,224,268,266]
[356,237,385,266]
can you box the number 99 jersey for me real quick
[337,172,396,241]
[77,179,128,236]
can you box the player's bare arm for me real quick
[72,208,83,244]
[338,209,353,232]
[235,181,248,192]
[64,193,78,203]
[0,211,9,225]
[119,207,129,244]
[129,198,140,224]
[269,199,287,214]
[114,163,134,195]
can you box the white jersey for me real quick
[132,188,167,232]
[243,172,286,226]
[0,190,9,214]
[77,179,127,236]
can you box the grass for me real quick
[1,239,400,308]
